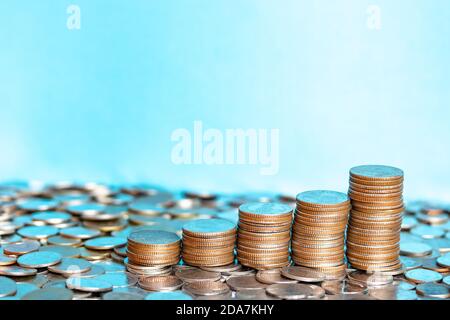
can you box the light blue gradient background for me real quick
[1,1,449,200]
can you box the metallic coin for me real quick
[296,190,349,207]
[128,230,180,246]
[182,218,236,237]
[0,276,17,297]
[31,211,71,225]
[436,253,450,268]
[102,291,144,300]
[92,260,126,273]
[3,240,41,256]
[39,245,81,258]
[175,268,221,283]
[405,268,443,283]
[21,287,74,300]
[411,225,445,239]
[48,257,92,275]
[47,235,82,247]
[66,203,105,216]
[416,283,450,299]
[0,265,37,277]
[280,266,326,282]
[66,277,112,293]
[17,226,59,240]
[183,280,230,296]
[256,269,298,284]
[266,283,325,300]
[17,251,62,268]
[200,263,242,273]
[226,275,268,291]
[17,198,58,212]
[0,254,16,266]
[145,290,193,300]
[400,242,433,257]
[443,276,450,286]
[321,280,367,295]
[84,237,127,250]
[350,165,403,180]
[59,226,101,240]
[138,275,183,291]
[347,271,393,286]
[79,248,109,261]
[75,264,105,278]
[93,273,137,288]
[399,256,422,270]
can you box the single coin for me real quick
[79,248,109,261]
[369,286,418,300]
[400,242,433,257]
[436,254,450,268]
[347,271,393,286]
[47,235,82,247]
[0,282,39,300]
[102,291,144,300]
[48,257,92,275]
[31,211,71,225]
[416,283,450,299]
[145,291,193,300]
[66,277,112,293]
[17,198,59,212]
[59,227,101,239]
[411,225,445,239]
[93,273,137,288]
[21,287,73,300]
[443,276,450,286]
[139,275,183,291]
[0,276,17,297]
[226,275,268,291]
[128,230,180,246]
[296,190,349,206]
[92,261,126,273]
[183,280,230,296]
[256,269,298,284]
[84,237,127,250]
[39,245,81,258]
[0,254,17,266]
[3,240,41,256]
[321,280,367,295]
[239,202,292,217]
[17,226,59,240]
[405,268,443,283]
[182,218,236,237]
[200,263,242,273]
[175,268,221,282]
[266,283,325,300]
[0,265,37,277]
[350,165,404,180]
[66,203,105,216]
[280,266,326,282]
[17,251,62,268]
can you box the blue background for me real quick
[1,1,449,200]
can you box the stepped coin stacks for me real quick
[292,190,350,278]
[346,165,404,273]
[126,230,181,276]
[237,202,293,270]
[181,219,236,267]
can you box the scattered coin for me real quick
[416,283,450,299]
[84,237,127,250]
[21,287,74,300]
[405,268,443,283]
[280,266,326,282]
[183,280,230,296]
[226,275,268,291]
[175,268,221,283]
[0,276,17,297]
[266,283,325,300]
[66,277,113,293]
[3,240,41,256]
[102,291,144,300]
[17,251,62,268]
[138,275,183,291]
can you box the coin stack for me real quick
[291,190,350,278]
[126,230,181,275]
[346,165,404,273]
[237,202,293,270]
[182,219,236,267]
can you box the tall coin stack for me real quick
[346,165,404,273]
[181,219,236,267]
[237,202,293,270]
[126,230,181,275]
[292,190,350,278]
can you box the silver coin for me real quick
[416,283,450,299]
[0,283,39,300]
[84,236,127,250]
[0,265,37,277]
[59,226,101,239]
[405,268,443,283]
[92,273,137,288]
[102,291,144,300]
[17,226,59,240]
[39,245,81,258]
[400,242,433,257]
[17,251,62,268]
[48,257,92,275]
[31,211,71,225]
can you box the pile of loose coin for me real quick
[237,203,293,270]
[181,219,236,267]
[346,165,404,273]
[292,190,350,278]
[126,230,181,276]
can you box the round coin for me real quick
[280,266,326,282]
[416,283,450,299]
[404,268,443,283]
[17,251,62,268]
[21,287,74,300]
[0,276,17,297]
[84,237,127,250]
[66,277,112,293]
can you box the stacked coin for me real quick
[291,190,350,278]
[126,230,181,270]
[181,219,236,267]
[237,202,292,270]
[347,165,404,273]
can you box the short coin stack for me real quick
[292,190,350,278]
[181,219,236,267]
[126,230,181,275]
[237,202,293,270]
[346,165,404,273]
